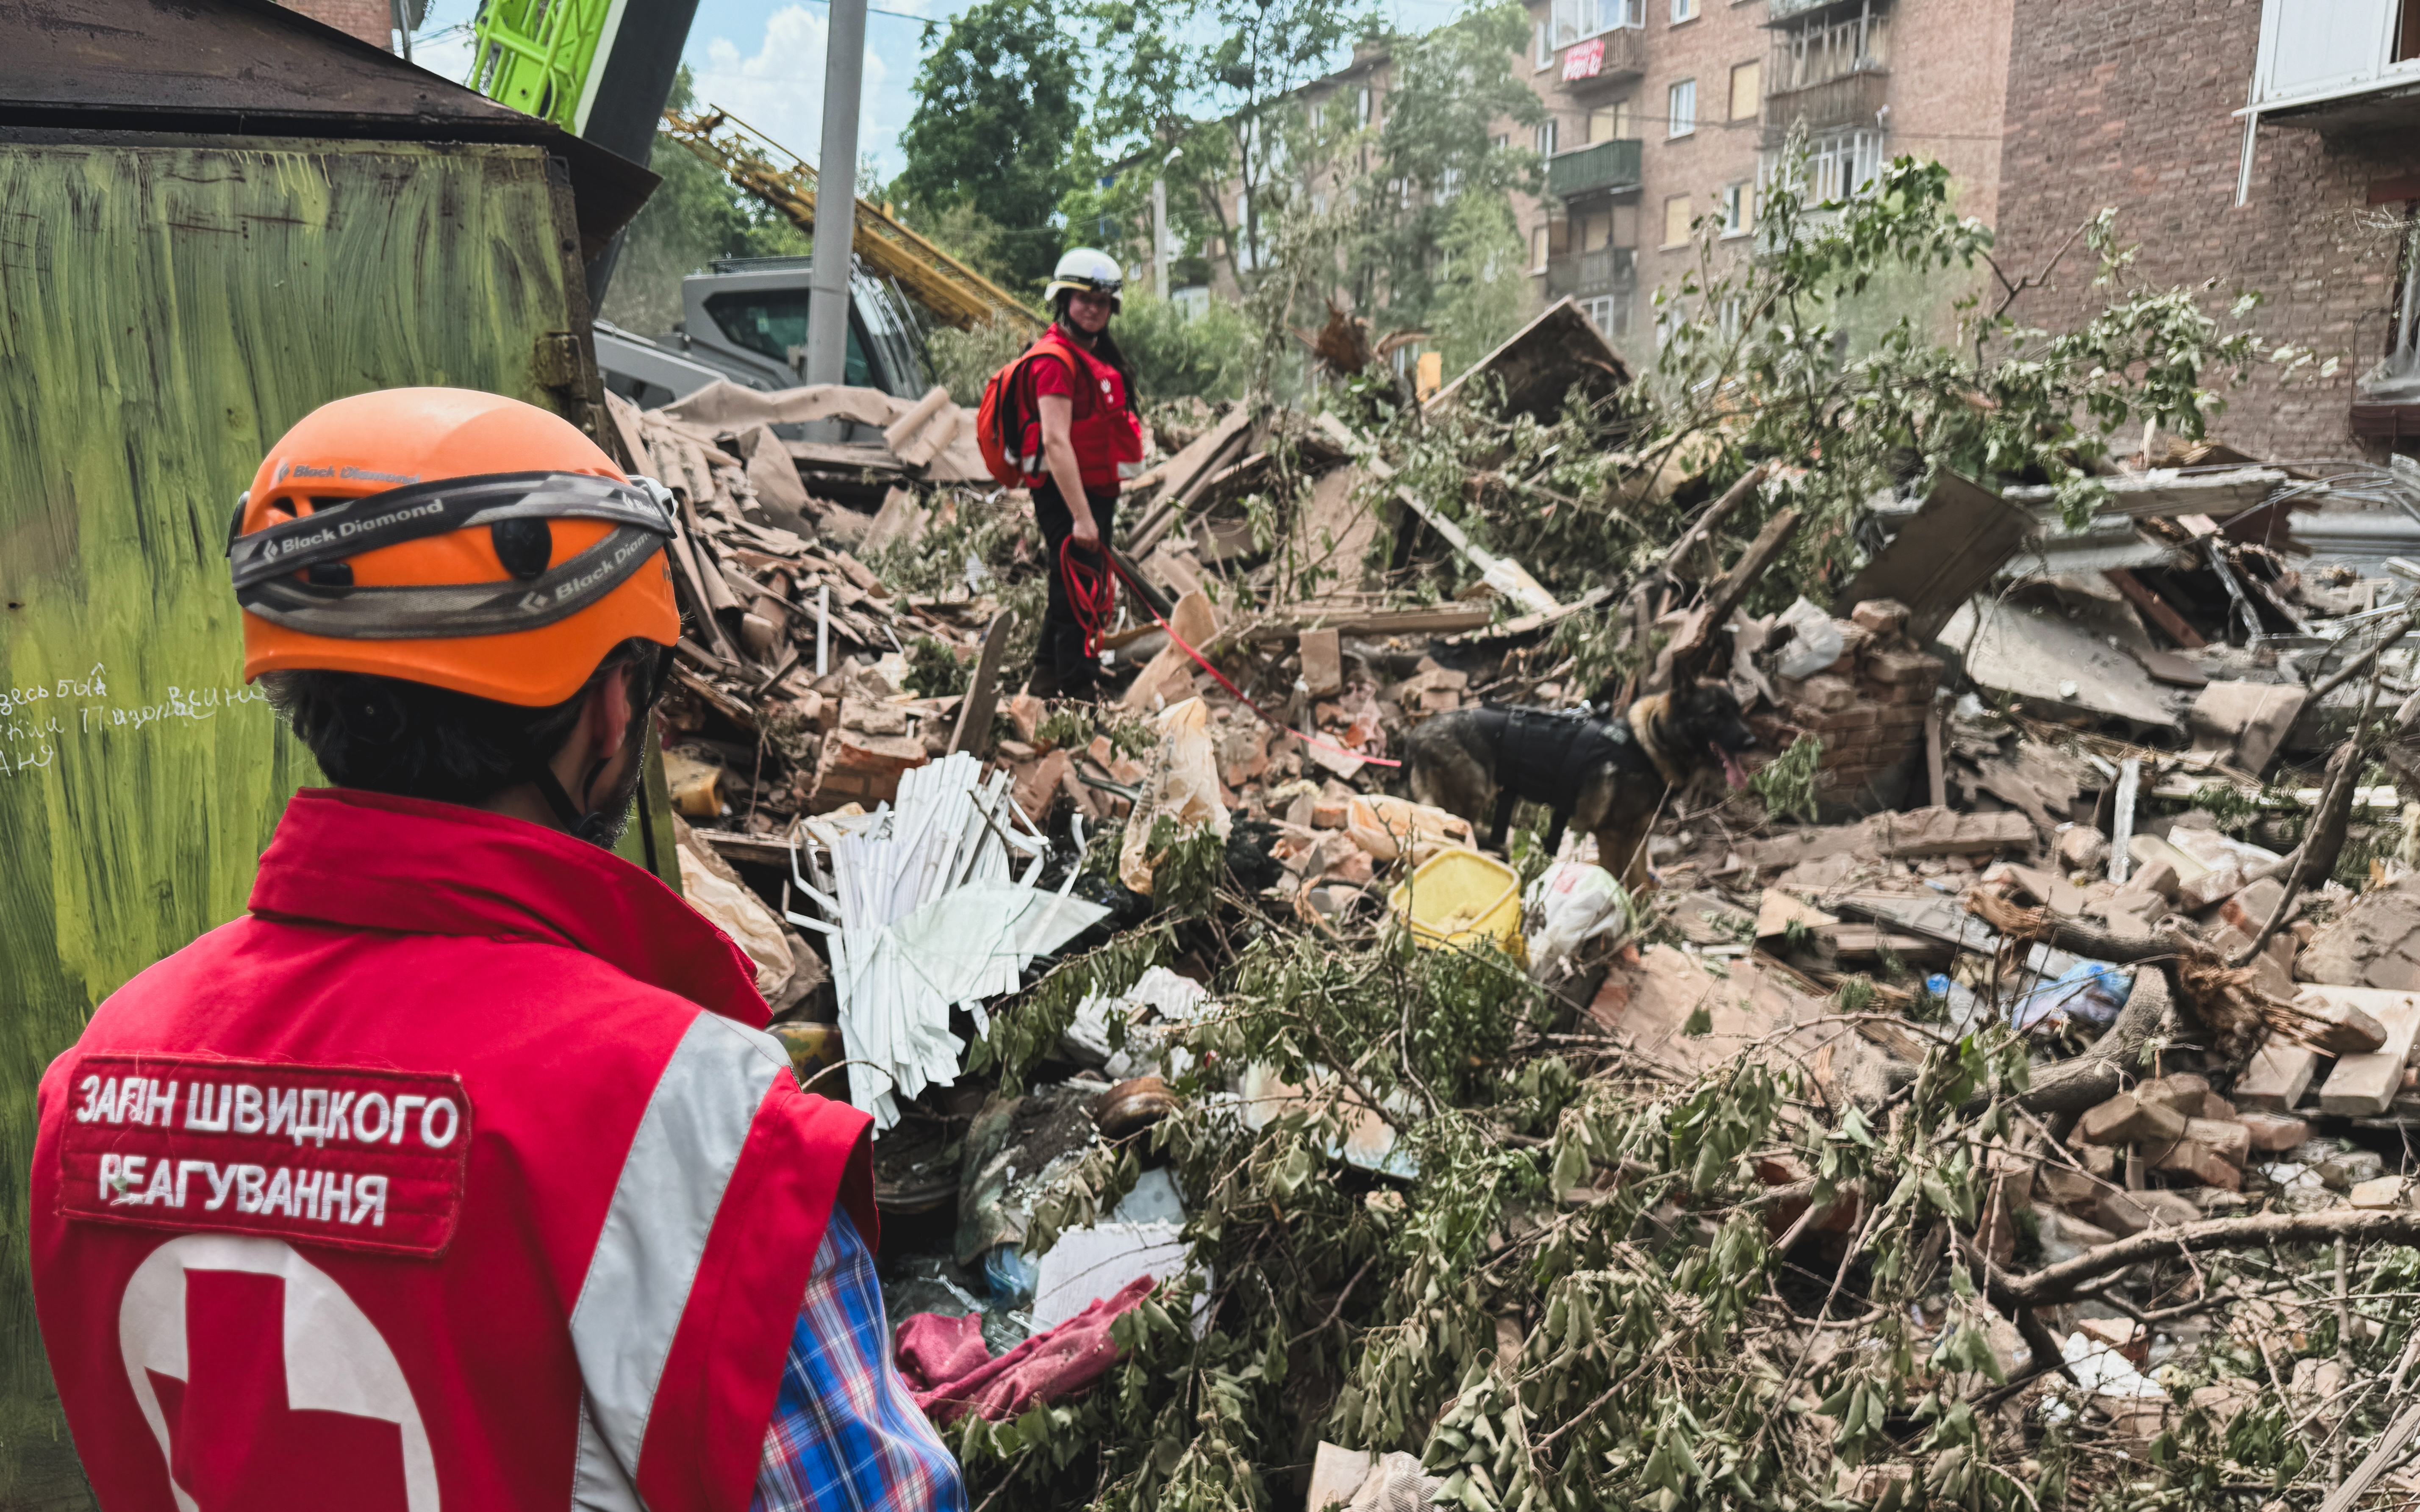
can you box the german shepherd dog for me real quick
[1404,683,1757,891]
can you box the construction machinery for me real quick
[465,0,1039,337]
[596,256,932,409]
[661,108,1039,335]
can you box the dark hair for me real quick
[262,638,662,805]
[1051,294,1135,394]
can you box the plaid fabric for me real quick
[752,1207,969,1512]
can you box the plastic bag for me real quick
[1118,698,1232,894]
[1521,861,1633,981]
[1773,596,1846,680]
[1345,793,1475,863]
[2009,960,2133,1031]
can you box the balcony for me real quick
[1544,138,1641,201]
[1543,246,1637,302]
[1762,66,1889,144]
[2248,0,2420,130]
[1555,25,1646,85]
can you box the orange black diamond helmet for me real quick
[229,388,679,706]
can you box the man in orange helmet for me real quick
[28,389,966,1512]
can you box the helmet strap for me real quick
[528,758,622,848]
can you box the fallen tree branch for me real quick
[1966,891,2183,965]
[1661,460,1772,585]
[2232,734,2360,966]
[2004,1209,2420,1306]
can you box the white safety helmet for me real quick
[1044,246,1124,313]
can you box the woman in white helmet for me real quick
[1021,246,1145,700]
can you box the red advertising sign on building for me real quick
[1562,38,1604,81]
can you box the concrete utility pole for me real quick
[802,0,868,392]
[1152,174,1169,300]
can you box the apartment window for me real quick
[1587,102,1633,142]
[1729,60,1760,121]
[1808,127,1885,200]
[1535,17,1552,66]
[1612,202,1638,245]
[1535,118,1560,155]
[1671,0,1697,22]
[1438,166,1463,204]
[1492,133,1511,152]
[1582,292,1632,339]
[1721,181,1752,235]
[1667,78,1696,137]
[1532,225,1551,273]
[1550,0,1643,48]
[1579,211,1610,252]
[1357,85,1373,124]
[1662,193,1693,246]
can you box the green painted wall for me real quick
[0,137,663,1492]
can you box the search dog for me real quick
[1404,682,1757,891]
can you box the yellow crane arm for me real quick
[663,107,1041,335]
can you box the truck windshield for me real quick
[703,292,871,386]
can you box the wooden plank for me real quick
[1662,462,1772,584]
[948,610,1015,756]
[1390,487,1559,617]
[1667,508,1800,681]
[1243,605,1497,641]
[1448,583,1612,645]
[1925,703,1947,809]
[2104,568,2207,648]
[1832,473,2034,644]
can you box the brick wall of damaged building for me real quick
[1991,0,2419,461]
[278,0,395,49]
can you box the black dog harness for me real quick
[1471,705,1642,853]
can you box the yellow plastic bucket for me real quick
[1387,849,1526,963]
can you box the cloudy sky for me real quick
[409,0,1471,184]
[410,0,955,184]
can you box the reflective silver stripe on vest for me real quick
[568,1011,791,1510]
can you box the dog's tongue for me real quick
[1715,742,1748,790]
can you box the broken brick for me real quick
[2077,1091,2188,1146]
[2237,1110,2309,1152]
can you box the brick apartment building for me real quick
[1185,0,2016,366]
[1992,0,2420,460]
[1519,0,2015,345]
[275,0,399,50]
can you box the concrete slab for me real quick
[1941,598,2181,740]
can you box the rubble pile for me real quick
[618,305,2420,1511]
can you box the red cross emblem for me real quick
[119,1235,437,1511]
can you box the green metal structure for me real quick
[469,0,616,132]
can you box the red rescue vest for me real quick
[979,326,1144,493]
[31,787,873,1512]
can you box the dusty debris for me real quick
[604,325,2420,1509]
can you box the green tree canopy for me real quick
[896,0,1085,291]
[597,67,809,335]
[1349,4,1545,335]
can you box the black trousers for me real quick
[1032,479,1120,698]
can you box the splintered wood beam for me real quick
[2104,567,2206,649]
[1667,506,1801,684]
[1663,460,1772,584]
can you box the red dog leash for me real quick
[1056,538,1401,769]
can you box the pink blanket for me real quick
[893,1275,1155,1423]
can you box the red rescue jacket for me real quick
[1018,326,1145,493]
[31,787,872,1512]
